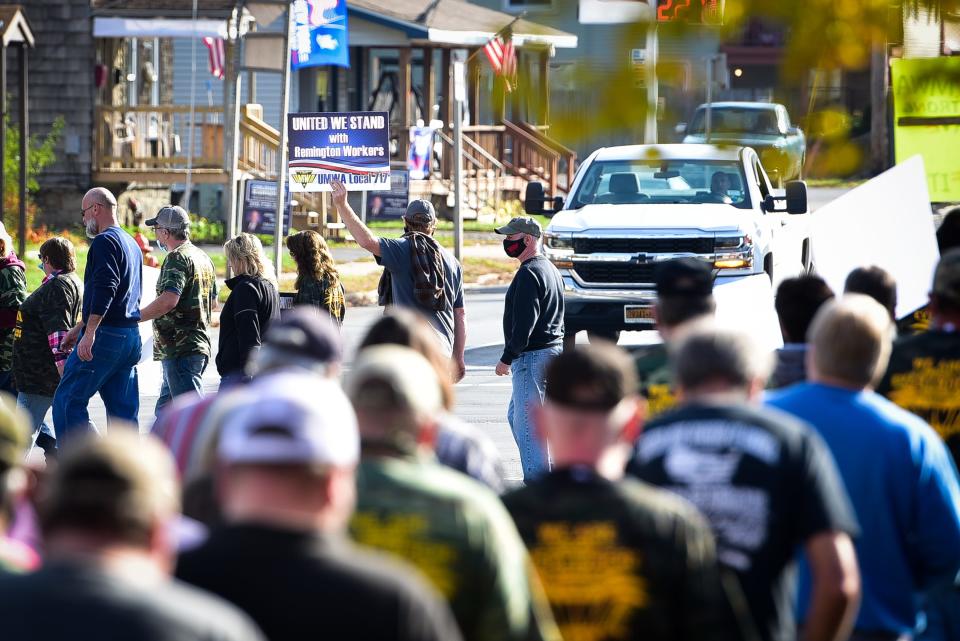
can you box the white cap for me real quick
[218,373,359,468]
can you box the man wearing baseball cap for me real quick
[494,216,564,482]
[632,257,716,418]
[138,205,218,415]
[346,345,561,641]
[176,372,462,641]
[330,179,466,381]
[878,247,960,467]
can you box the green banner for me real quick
[891,57,960,202]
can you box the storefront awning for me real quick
[93,17,227,39]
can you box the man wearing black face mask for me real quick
[495,217,564,482]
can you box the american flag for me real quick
[202,37,225,80]
[483,33,517,92]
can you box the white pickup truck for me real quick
[523,144,812,343]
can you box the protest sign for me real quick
[367,170,410,219]
[242,179,290,235]
[287,111,390,192]
[811,155,940,320]
[291,0,349,70]
[891,57,960,202]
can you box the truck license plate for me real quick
[624,305,655,323]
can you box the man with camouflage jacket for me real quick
[139,206,217,415]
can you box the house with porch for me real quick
[6,0,577,231]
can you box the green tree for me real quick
[3,114,64,237]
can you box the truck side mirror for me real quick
[552,196,564,213]
[524,182,545,216]
[762,194,776,212]
[785,180,808,214]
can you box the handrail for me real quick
[502,119,560,160]
[462,134,505,172]
[435,130,491,175]
[509,119,576,159]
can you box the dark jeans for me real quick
[156,354,208,417]
[52,326,141,444]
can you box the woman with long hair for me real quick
[216,233,280,388]
[286,230,345,324]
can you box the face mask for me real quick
[85,218,99,239]
[503,237,526,258]
[156,231,167,252]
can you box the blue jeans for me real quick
[0,370,16,395]
[17,392,57,453]
[52,326,141,444]
[508,346,560,482]
[156,354,208,416]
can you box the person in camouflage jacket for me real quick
[0,223,27,395]
[13,237,82,455]
[138,206,217,416]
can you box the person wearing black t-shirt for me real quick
[0,431,264,641]
[628,322,860,641]
[176,373,462,641]
[505,344,755,641]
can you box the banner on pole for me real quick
[287,111,391,191]
[407,126,435,180]
[242,179,291,235]
[291,0,350,70]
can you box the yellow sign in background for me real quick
[891,57,960,202]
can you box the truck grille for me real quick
[573,237,714,254]
[573,263,657,284]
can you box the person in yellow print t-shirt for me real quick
[878,248,960,465]
[504,344,753,641]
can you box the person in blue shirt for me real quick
[53,187,143,444]
[767,294,960,641]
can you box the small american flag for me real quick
[483,33,517,92]
[202,37,225,80]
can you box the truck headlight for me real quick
[714,235,752,270]
[544,233,574,250]
[715,235,750,250]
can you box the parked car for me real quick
[524,144,812,344]
[677,102,806,185]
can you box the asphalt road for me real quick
[80,186,852,482]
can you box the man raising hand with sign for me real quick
[330,179,466,381]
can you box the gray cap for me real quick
[933,248,960,304]
[404,199,436,224]
[495,216,542,238]
[145,205,190,232]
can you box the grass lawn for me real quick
[367,214,552,235]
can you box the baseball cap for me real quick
[218,373,359,469]
[655,258,714,298]
[0,396,28,470]
[145,205,190,231]
[345,345,442,419]
[932,248,960,303]
[263,307,342,365]
[495,216,542,238]
[404,199,437,225]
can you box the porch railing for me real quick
[434,129,503,214]
[238,105,279,179]
[93,105,225,172]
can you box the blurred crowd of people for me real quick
[0,188,957,641]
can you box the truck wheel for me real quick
[587,330,621,345]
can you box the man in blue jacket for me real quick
[495,217,564,481]
[768,294,960,641]
[54,187,143,443]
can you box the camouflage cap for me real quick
[0,395,29,470]
[932,248,960,303]
[145,205,190,232]
[495,216,542,238]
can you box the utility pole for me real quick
[273,3,293,278]
[644,22,658,144]
[452,48,467,261]
[869,41,889,174]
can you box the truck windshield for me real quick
[570,159,751,208]
[689,107,782,135]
